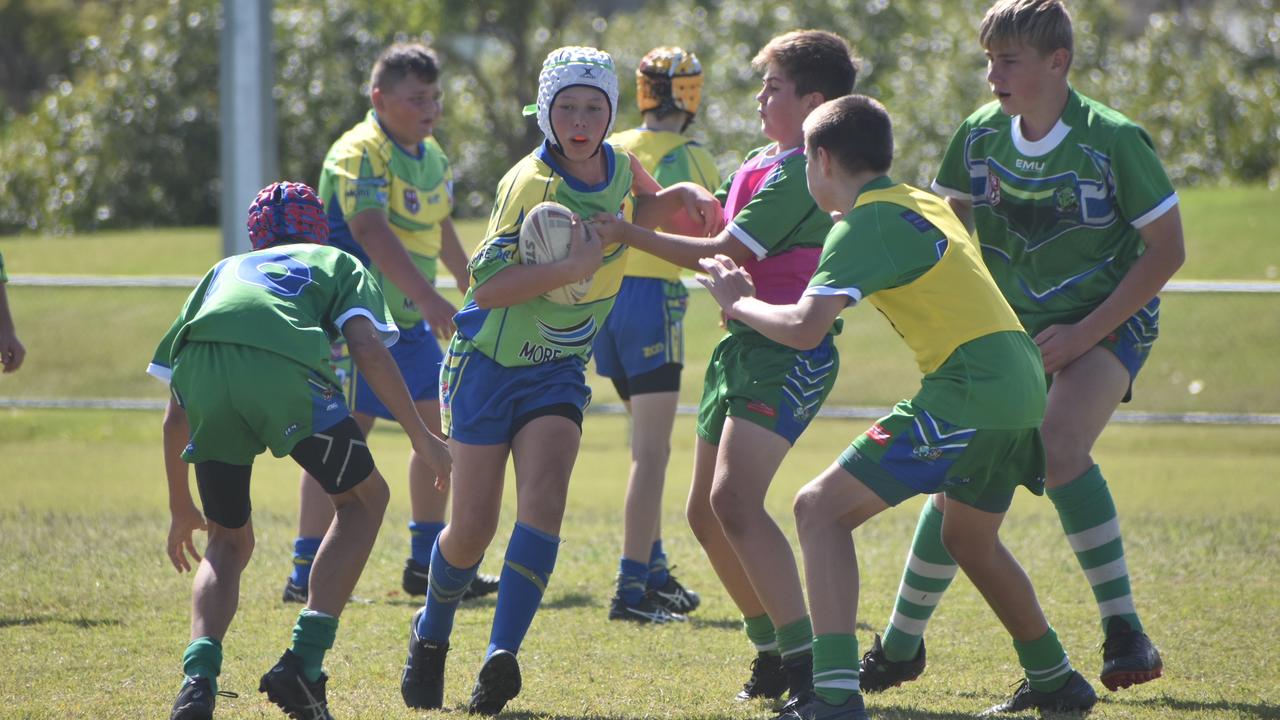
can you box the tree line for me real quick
[0,0,1275,234]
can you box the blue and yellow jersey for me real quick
[316,110,454,328]
[453,141,634,367]
[608,127,720,281]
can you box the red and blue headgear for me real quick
[246,181,329,250]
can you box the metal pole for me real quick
[219,0,276,257]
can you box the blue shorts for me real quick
[337,322,443,420]
[1098,297,1159,401]
[440,336,592,445]
[593,277,687,382]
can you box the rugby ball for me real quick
[518,201,592,305]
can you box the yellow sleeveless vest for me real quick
[857,186,1025,374]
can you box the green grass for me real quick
[0,408,1277,718]
[1,282,1277,415]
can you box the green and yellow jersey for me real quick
[453,141,635,367]
[806,177,1045,429]
[316,110,454,328]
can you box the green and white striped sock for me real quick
[1013,626,1073,693]
[813,633,860,705]
[882,499,957,661]
[1048,465,1144,633]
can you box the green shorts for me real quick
[171,342,350,465]
[838,400,1046,513]
[696,332,838,445]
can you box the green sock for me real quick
[743,613,779,655]
[776,616,814,661]
[182,636,222,693]
[1013,626,1073,693]
[813,633,860,705]
[1048,465,1143,634]
[290,609,338,682]
[882,499,957,661]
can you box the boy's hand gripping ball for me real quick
[518,201,593,305]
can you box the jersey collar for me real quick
[537,140,617,193]
[1009,90,1076,158]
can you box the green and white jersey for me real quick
[147,244,397,387]
[453,141,635,367]
[933,88,1177,335]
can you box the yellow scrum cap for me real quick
[636,46,703,116]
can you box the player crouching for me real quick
[154,181,450,720]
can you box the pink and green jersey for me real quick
[933,88,1177,337]
[719,144,832,336]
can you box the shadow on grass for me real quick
[0,615,122,629]
[541,591,596,610]
[1111,694,1280,718]
[690,617,878,633]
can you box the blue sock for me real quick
[616,557,649,605]
[289,537,323,587]
[415,536,480,644]
[646,539,670,589]
[487,522,559,657]
[408,521,445,566]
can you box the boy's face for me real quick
[372,74,442,146]
[549,85,610,163]
[755,63,820,145]
[984,41,1067,116]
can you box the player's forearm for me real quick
[0,284,16,335]
[633,188,686,230]
[440,219,471,293]
[162,399,195,511]
[1077,241,1185,346]
[347,331,431,439]
[353,216,446,308]
[725,297,827,350]
[616,223,729,272]
[470,263,585,309]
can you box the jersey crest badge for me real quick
[986,172,1002,207]
[404,188,420,214]
[1053,185,1080,217]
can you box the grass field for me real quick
[0,410,1277,718]
[0,185,1278,718]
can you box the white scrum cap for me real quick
[532,46,619,149]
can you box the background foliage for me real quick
[0,0,1277,233]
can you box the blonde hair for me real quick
[980,0,1073,63]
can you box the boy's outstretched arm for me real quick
[592,213,753,272]
[628,153,724,236]
[471,217,602,309]
[1035,207,1185,373]
[342,314,452,486]
[162,397,206,573]
[697,255,845,350]
[440,217,471,294]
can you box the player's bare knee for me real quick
[205,523,255,570]
[686,494,719,544]
[332,471,390,517]
[940,523,992,568]
[709,483,755,536]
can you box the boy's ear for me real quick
[370,85,385,112]
[1049,48,1071,76]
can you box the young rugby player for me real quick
[155,181,451,720]
[596,46,722,622]
[700,94,1098,718]
[592,30,857,704]
[285,43,498,605]
[398,46,720,715]
[0,251,24,373]
[862,0,1179,695]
